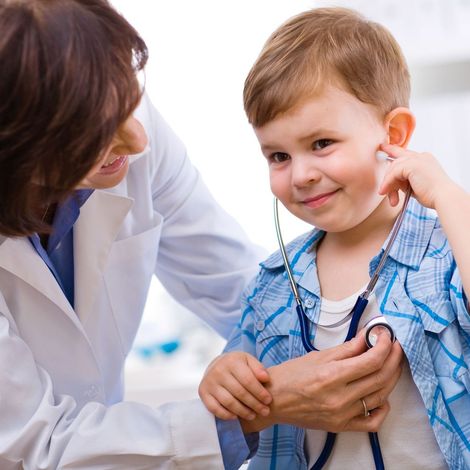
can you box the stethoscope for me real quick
[273,182,411,470]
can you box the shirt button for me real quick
[255,320,265,331]
[304,299,314,308]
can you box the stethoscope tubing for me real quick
[273,189,410,470]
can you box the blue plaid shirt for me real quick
[225,197,469,469]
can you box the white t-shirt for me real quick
[305,288,447,469]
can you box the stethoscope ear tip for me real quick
[376,150,392,162]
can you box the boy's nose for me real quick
[291,155,321,188]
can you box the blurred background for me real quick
[108,0,470,407]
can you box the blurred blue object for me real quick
[135,340,181,359]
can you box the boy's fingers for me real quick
[235,357,272,404]
[245,355,270,383]
[226,373,271,414]
[380,143,410,158]
[253,366,270,383]
[203,394,237,421]
[215,387,257,420]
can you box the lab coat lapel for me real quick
[73,190,133,323]
[0,236,77,322]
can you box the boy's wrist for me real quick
[434,183,468,214]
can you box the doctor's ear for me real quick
[384,107,416,148]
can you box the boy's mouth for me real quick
[303,190,339,208]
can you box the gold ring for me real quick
[361,398,370,417]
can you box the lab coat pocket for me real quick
[104,215,163,355]
[253,303,293,367]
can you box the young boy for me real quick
[199,7,470,469]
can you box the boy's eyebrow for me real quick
[299,128,340,142]
[260,128,340,152]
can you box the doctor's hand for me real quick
[240,331,403,434]
[199,351,272,421]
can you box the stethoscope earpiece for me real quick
[376,150,393,162]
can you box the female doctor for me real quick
[0,0,403,468]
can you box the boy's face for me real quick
[254,85,391,233]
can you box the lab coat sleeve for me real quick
[139,94,266,339]
[0,298,224,469]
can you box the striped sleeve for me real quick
[224,273,261,355]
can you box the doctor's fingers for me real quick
[346,340,403,407]
[343,401,391,433]
[329,332,394,386]
[358,362,402,417]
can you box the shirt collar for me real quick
[372,197,437,271]
[46,189,94,252]
[261,197,436,275]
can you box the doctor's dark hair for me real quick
[0,0,148,237]
[244,7,410,127]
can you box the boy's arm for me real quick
[379,144,470,305]
[434,185,470,306]
[206,277,268,470]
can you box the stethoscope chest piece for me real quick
[364,316,396,349]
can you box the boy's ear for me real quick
[384,107,416,147]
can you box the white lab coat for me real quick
[0,94,264,469]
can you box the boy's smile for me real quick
[255,85,398,238]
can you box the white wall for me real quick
[111,0,317,251]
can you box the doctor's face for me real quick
[78,114,148,189]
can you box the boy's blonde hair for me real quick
[244,7,410,127]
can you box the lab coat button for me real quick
[304,299,314,308]
[255,320,265,331]
[84,385,99,399]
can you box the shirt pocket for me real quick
[253,302,293,367]
[412,294,463,379]
[104,215,163,355]
[412,293,455,334]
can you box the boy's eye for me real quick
[269,152,290,163]
[313,139,333,150]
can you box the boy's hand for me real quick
[199,351,272,421]
[378,143,458,209]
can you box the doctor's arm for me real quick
[141,95,266,339]
[0,301,224,469]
